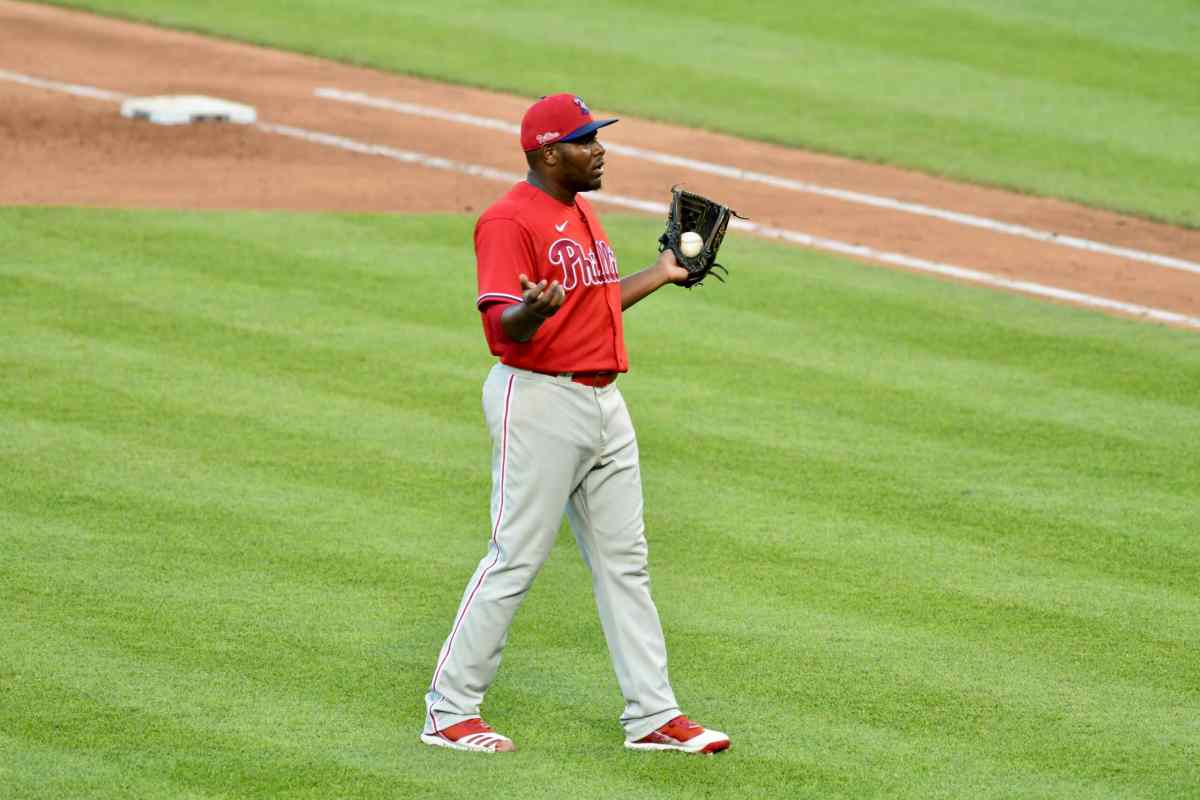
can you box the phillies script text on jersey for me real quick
[474,182,629,375]
[547,237,619,290]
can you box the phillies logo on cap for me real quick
[520,92,619,152]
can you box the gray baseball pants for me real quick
[423,363,680,741]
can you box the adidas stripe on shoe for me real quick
[420,718,515,753]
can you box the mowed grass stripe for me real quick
[44,1,1200,225]
[9,507,1189,799]
[2,208,1198,799]
[1,733,222,800]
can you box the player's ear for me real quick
[524,145,557,172]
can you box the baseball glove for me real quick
[658,186,741,288]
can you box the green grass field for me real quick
[2,208,1198,798]
[45,0,1200,227]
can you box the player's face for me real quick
[555,132,606,192]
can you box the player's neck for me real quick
[526,171,576,206]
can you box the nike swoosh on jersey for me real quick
[555,221,568,232]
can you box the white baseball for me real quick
[680,231,703,258]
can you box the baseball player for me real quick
[421,93,730,755]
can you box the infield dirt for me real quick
[2,0,1198,323]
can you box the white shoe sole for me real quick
[624,730,731,754]
[420,732,514,753]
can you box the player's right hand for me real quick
[519,273,565,318]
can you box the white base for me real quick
[120,95,257,126]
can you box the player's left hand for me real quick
[655,248,691,286]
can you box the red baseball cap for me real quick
[520,93,618,152]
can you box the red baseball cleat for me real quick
[624,714,731,754]
[420,718,516,753]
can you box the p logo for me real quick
[573,96,591,116]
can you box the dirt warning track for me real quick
[2,0,1198,327]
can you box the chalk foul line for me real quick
[314,87,1200,279]
[2,67,1197,330]
[0,67,128,101]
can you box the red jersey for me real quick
[474,181,627,374]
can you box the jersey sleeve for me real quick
[475,218,537,309]
[480,302,514,356]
